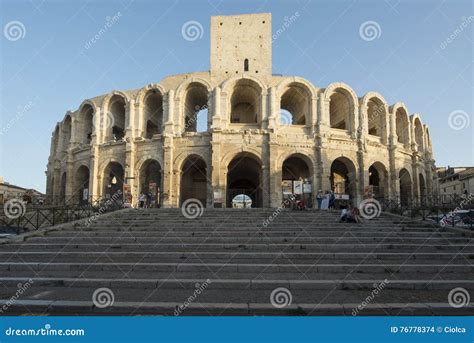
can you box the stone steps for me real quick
[2,243,472,252]
[2,262,472,273]
[0,209,471,315]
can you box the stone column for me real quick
[388,109,398,201]
[89,107,101,203]
[161,90,175,208]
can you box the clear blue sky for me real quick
[1,0,472,192]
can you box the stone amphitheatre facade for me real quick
[46,13,436,209]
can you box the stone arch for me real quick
[139,159,162,207]
[181,81,210,132]
[101,160,125,199]
[102,91,130,142]
[53,125,60,155]
[227,151,263,208]
[59,171,67,205]
[399,168,412,206]
[412,114,424,152]
[330,156,357,201]
[361,92,388,142]
[276,78,317,126]
[221,147,263,169]
[78,103,95,144]
[424,125,432,151]
[61,114,72,150]
[74,165,90,204]
[179,154,208,207]
[228,78,263,124]
[143,89,164,138]
[419,172,426,202]
[368,161,389,198]
[135,84,166,104]
[323,83,358,133]
[281,153,314,206]
[391,103,410,146]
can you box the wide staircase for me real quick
[0,208,472,315]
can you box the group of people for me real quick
[338,203,362,223]
[316,190,336,210]
[138,192,160,208]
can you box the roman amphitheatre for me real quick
[46,12,435,209]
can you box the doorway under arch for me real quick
[399,168,412,206]
[180,155,207,207]
[75,166,90,205]
[282,155,312,207]
[330,157,357,201]
[368,162,388,198]
[102,162,124,200]
[227,153,263,208]
[139,160,162,207]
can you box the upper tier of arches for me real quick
[50,75,432,158]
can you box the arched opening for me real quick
[399,168,412,206]
[244,58,249,72]
[103,162,124,199]
[227,153,262,208]
[180,155,207,206]
[330,157,357,201]
[78,105,94,144]
[75,166,90,204]
[367,98,386,139]
[230,79,261,124]
[425,129,431,151]
[414,118,424,152]
[139,160,162,208]
[59,172,67,205]
[329,89,352,130]
[280,84,309,125]
[395,108,409,145]
[107,95,126,141]
[144,91,163,139]
[232,194,252,208]
[282,155,312,206]
[368,162,388,198]
[62,116,72,150]
[53,126,60,155]
[184,83,209,133]
[419,173,426,203]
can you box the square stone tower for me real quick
[210,13,272,76]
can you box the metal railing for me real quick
[0,196,124,234]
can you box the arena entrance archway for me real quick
[227,153,262,208]
[59,172,67,205]
[282,155,312,207]
[75,166,90,204]
[103,162,124,199]
[419,173,426,203]
[139,160,162,207]
[399,168,412,206]
[180,155,207,207]
[330,157,357,201]
[368,162,388,198]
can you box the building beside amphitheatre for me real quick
[46,13,436,209]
